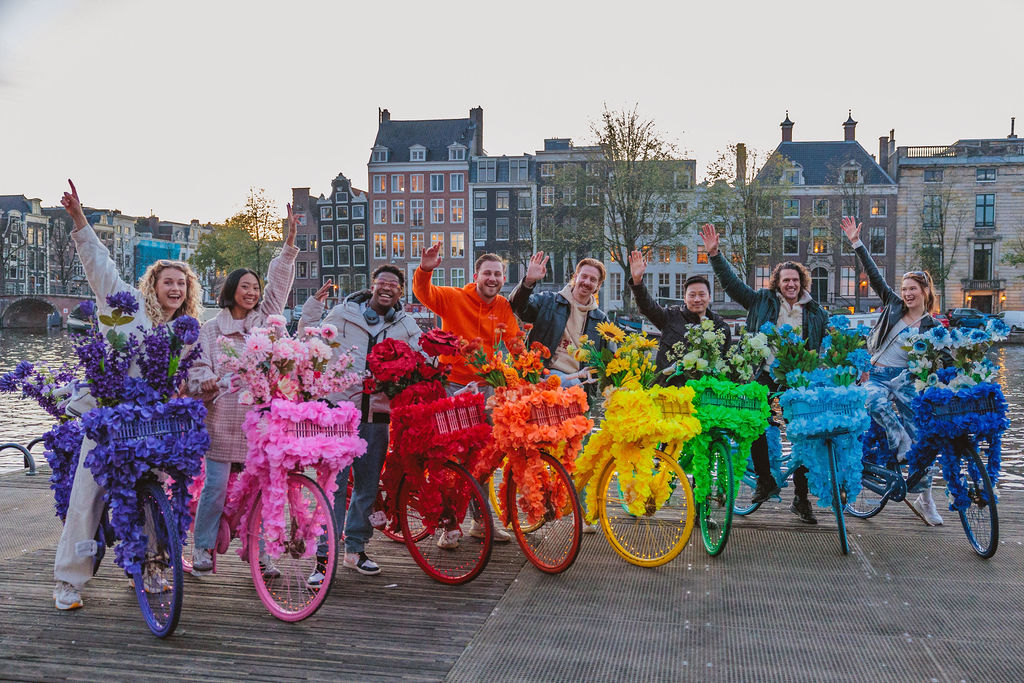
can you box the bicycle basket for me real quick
[284,419,357,439]
[699,388,763,413]
[527,401,584,427]
[113,415,198,451]
[433,401,487,436]
[653,393,691,420]
[932,394,997,419]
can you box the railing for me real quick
[0,442,37,475]
[904,143,1024,159]
[904,146,958,158]
[960,278,1003,291]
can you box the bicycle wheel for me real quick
[953,440,999,559]
[489,463,506,521]
[247,472,337,621]
[826,440,849,555]
[845,463,896,519]
[398,460,493,585]
[506,452,582,574]
[131,480,184,638]
[597,449,694,567]
[732,458,760,516]
[700,437,734,557]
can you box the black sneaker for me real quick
[750,478,781,504]
[343,551,381,576]
[306,557,329,588]
[790,496,817,525]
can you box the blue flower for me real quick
[172,316,201,346]
[829,315,850,330]
[759,322,778,336]
[105,291,139,315]
[779,324,794,336]
[912,340,929,354]
[847,349,872,372]
[79,300,96,317]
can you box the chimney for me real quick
[379,108,390,123]
[735,143,747,185]
[1010,116,1017,139]
[878,136,888,167]
[780,111,794,143]
[843,110,857,141]
[469,106,484,156]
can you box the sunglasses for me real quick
[903,271,927,279]
[156,260,189,269]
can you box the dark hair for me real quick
[767,261,810,294]
[372,264,405,287]
[474,253,506,273]
[683,274,710,294]
[219,268,262,309]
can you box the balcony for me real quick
[961,278,1003,291]
[904,143,1024,159]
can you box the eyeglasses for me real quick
[373,279,402,290]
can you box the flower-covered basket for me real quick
[576,385,701,523]
[686,376,770,501]
[229,398,365,557]
[779,384,869,508]
[906,382,1008,511]
[478,380,592,525]
[82,398,209,573]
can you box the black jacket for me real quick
[508,278,610,364]
[629,276,733,375]
[854,244,939,355]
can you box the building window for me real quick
[976,194,995,227]
[655,272,669,298]
[843,169,860,184]
[296,261,308,279]
[509,159,529,182]
[496,192,509,211]
[354,274,367,290]
[337,245,350,266]
[586,186,599,206]
[676,246,688,262]
[811,267,829,302]
[431,268,446,286]
[430,232,444,253]
[477,159,496,183]
[813,199,829,217]
[783,199,800,218]
[977,168,996,182]
[352,205,365,219]
[338,224,350,241]
[756,228,771,255]
[373,175,386,193]
[697,249,709,264]
[974,243,993,279]
[473,218,487,242]
[870,226,886,255]
[870,199,887,217]
[924,169,943,183]
[335,191,349,203]
[337,275,351,293]
[391,200,405,224]
[373,233,387,259]
[391,233,405,259]
[410,147,425,162]
[410,232,424,258]
[410,199,424,227]
[372,148,388,162]
[389,175,403,193]
[496,217,510,240]
[450,199,465,223]
[321,224,334,242]
[354,244,366,266]
[353,224,365,239]
[841,266,855,297]
[842,198,858,218]
[812,227,828,254]
[373,200,387,224]
[610,271,622,302]
[430,174,444,192]
[410,174,424,193]
[336,206,349,220]
[518,190,532,210]
[922,195,943,228]
[540,163,554,178]
[321,249,334,268]
[451,173,464,192]
[430,199,445,223]
[751,266,769,290]
[450,232,465,258]
[451,268,466,288]
[449,146,466,161]
[320,206,333,220]
[474,192,487,211]
[562,186,576,205]
[783,227,799,254]
[540,186,555,206]
[674,273,686,299]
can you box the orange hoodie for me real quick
[413,266,521,385]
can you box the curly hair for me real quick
[767,261,811,294]
[138,260,204,324]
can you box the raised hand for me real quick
[840,216,862,243]
[524,251,549,287]
[699,223,720,257]
[420,241,442,271]
[60,179,88,230]
[313,279,334,302]
[628,249,647,285]
[285,203,298,247]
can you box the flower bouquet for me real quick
[902,320,1009,510]
[568,321,659,391]
[462,323,549,388]
[761,316,872,508]
[219,315,366,557]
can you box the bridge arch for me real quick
[1,298,58,329]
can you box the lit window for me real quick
[540,186,555,206]
[391,200,405,224]
[320,206,333,220]
[430,232,444,253]
[450,199,465,223]
[410,175,424,193]
[391,233,405,259]
[496,192,509,211]
[431,199,445,224]
[390,175,405,193]
[450,232,465,258]
[373,175,386,193]
[870,199,887,217]
[410,233,424,258]
[373,233,387,259]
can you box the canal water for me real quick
[1,329,1022,488]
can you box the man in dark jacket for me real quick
[701,223,829,524]
[509,252,610,385]
[627,249,732,382]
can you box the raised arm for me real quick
[508,252,549,322]
[260,204,300,316]
[841,217,900,308]
[297,280,331,334]
[627,250,668,329]
[62,179,136,304]
[412,241,455,315]
[702,224,756,310]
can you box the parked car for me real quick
[948,308,992,328]
[997,310,1024,332]
[932,313,951,328]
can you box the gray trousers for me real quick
[53,435,105,589]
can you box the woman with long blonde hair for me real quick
[52,180,205,611]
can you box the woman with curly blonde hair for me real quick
[52,180,207,611]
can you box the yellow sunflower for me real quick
[595,321,626,343]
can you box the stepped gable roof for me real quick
[0,195,31,213]
[771,141,894,185]
[372,117,476,162]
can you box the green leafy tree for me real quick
[189,187,282,278]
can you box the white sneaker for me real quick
[912,493,943,526]
[436,529,462,549]
[129,570,171,594]
[581,522,597,534]
[191,548,213,575]
[469,519,511,542]
[343,551,381,576]
[368,510,387,529]
[54,581,83,610]
[259,551,282,578]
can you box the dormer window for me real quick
[372,146,389,163]
[841,162,862,185]
[784,165,804,185]
[448,144,467,161]
[410,145,426,162]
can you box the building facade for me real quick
[468,154,536,292]
[0,196,51,295]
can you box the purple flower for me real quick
[79,300,96,317]
[106,291,139,315]
[172,316,200,346]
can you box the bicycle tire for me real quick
[247,472,337,621]
[826,440,849,555]
[489,463,506,521]
[597,449,694,567]
[131,479,184,638]
[954,440,999,559]
[506,452,582,574]
[375,483,421,543]
[700,437,734,557]
[732,459,761,516]
[398,460,493,585]
[845,463,894,519]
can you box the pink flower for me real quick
[246,333,272,355]
[272,339,296,360]
[266,314,287,329]
[320,324,338,341]
[276,376,300,400]
[238,389,254,405]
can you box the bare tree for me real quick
[910,179,970,311]
[234,187,282,276]
[1000,217,1024,274]
[48,213,79,294]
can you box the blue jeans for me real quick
[194,459,231,549]
[864,366,916,458]
[330,422,388,554]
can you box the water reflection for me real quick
[2,331,1023,489]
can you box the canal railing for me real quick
[0,440,38,475]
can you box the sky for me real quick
[0,0,1019,225]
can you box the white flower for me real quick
[702,330,719,343]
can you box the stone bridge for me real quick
[0,294,93,329]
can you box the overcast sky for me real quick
[0,0,1018,224]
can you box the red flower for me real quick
[421,328,463,358]
[368,338,423,382]
[362,377,377,394]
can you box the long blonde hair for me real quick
[138,260,204,324]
